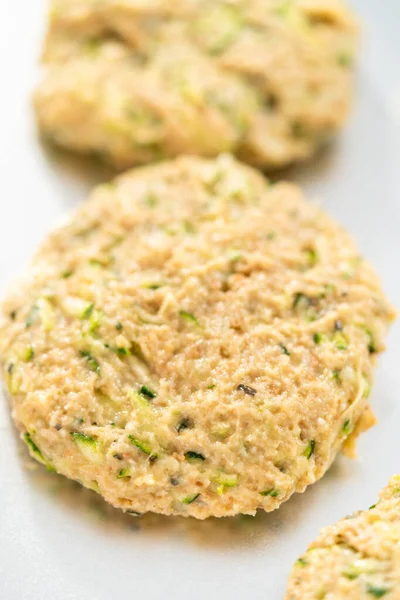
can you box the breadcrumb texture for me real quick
[0,156,394,518]
[286,476,400,599]
[35,0,357,170]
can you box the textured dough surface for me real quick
[0,155,394,519]
[285,476,400,599]
[35,0,357,170]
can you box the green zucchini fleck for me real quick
[296,557,308,568]
[304,247,319,267]
[145,193,158,208]
[333,332,348,350]
[23,347,35,362]
[82,37,102,56]
[179,310,199,325]
[79,350,101,375]
[362,327,377,354]
[185,451,205,463]
[342,569,358,581]
[292,293,317,321]
[117,468,131,479]
[337,52,353,67]
[291,121,308,139]
[71,433,103,464]
[139,385,156,399]
[313,332,325,344]
[181,493,200,505]
[129,435,153,456]
[88,259,105,268]
[177,417,194,433]
[145,283,164,290]
[115,322,123,331]
[366,586,389,598]
[260,488,279,497]
[116,347,131,356]
[24,433,54,471]
[61,270,73,279]
[342,419,352,436]
[195,5,243,56]
[25,304,39,328]
[363,374,371,398]
[227,250,242,264]
[280,344,290,356]
[81,303,95,320]
[303,440,315,459]
[105,343,131,357]
[183,220,196,235]
[71,432,95,444]
[275,0,293,17]
[87,310,102,335]
[213,472,239,495]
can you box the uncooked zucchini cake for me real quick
[0,155,393,518]
[286,476,400,599]
[35,0,357,170]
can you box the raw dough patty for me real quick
[0,155,393,519]
[285,476,400,599]
[34,0,357,170]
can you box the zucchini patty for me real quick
[286,476,400,599]
[35,0,357,170]
[0,155,394,518]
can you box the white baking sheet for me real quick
[0,2,399,598]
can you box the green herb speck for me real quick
[177,418,194,433]
[185,451,205,463]
[79,350,101,375]
[139,385,156,399]
[116,347,131,356]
